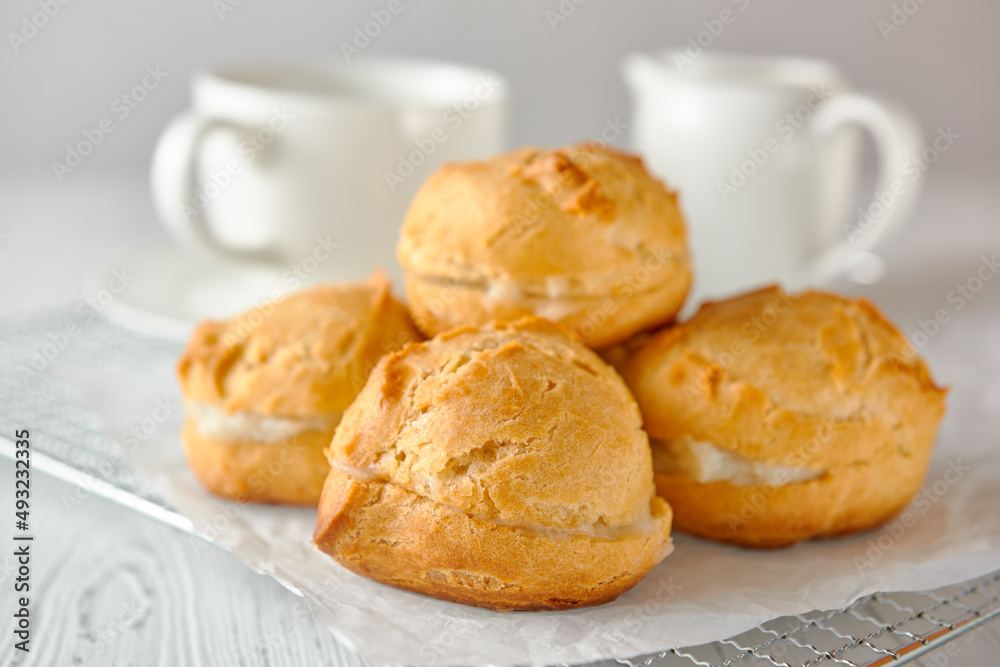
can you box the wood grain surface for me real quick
[0,457,369,667]
[1,454,998,667]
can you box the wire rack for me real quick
[621,573,1000,666]
[1,308,998,667]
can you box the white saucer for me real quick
[85,243,289,341]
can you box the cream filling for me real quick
[653,436,826,486]
[413,271,672,310]
[485,280,524,304]
[329,459,377,482]
[328,458,664,542]
[188,403,339,443]
[463,279,587,320]
[545,275,572,299]
[532,299,586,321]
[601,225,644,252]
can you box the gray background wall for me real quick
[1,0,997,181]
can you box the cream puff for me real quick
[176,273,421,505]
[397,142,692,349]
[623,286,947,548]
[313,318,673,610]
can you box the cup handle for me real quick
[150,112,277,263]
[797,93,924,285]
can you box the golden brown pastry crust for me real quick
[176,273,423,505]
[624,286,947,548]
[656,450,926,549]
[313,318,673,610]
[182,420,331,505]
[404,269,691,352]
[177,272,422,417]
[397,143,691,349]
[315,472,673,611]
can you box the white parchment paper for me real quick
[114,321,1000,666]
[71,240,1000,667]
[130,443,1000,667]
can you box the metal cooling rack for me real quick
[621,573,1000,666]
[1,308,998,667]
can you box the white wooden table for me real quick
[0,456,367,667]
[2,172,1000,667]
[3,456,1000,667]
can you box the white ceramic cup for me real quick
[151,57,508,284]
[623,51,924,302]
